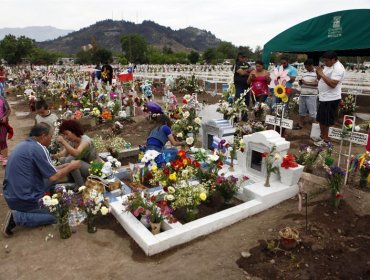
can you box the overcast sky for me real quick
[1,0,370,49]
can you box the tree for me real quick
[75,49,93,65]
[188,51,200,64]
[121,34,148,64]
[202,48,217,64]
[216,42,238,59]
[30,48,60,65]
[92,48,113,64]
[0,35,36,64]
[254,45,263,60]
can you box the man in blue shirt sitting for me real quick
[2,123,81,237]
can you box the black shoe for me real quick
[2,211,16,237]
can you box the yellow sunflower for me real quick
[281,95,289,103]
[274,85,286,98]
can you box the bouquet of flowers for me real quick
[216,91,248,121]
[295,144,323,173]
[324,165,345,208]
[164,183,208,221]
[254,102,269,119]
[89,160,104,177]
[215,175,249,202]
[339,94,356,115]
[288,96,299,115]
[262,146,281,187]
[349,151,370,188]
[281,153,298,169]
[78,186,109,233]
[39,185,75,239]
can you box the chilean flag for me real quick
[117,67,133,82]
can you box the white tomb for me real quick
[201,119,235,149]
[108,129,303,256]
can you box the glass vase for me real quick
[264,172,271,187]
[87,215,97,233]
[58,215,72,239]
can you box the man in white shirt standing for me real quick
[314,51,345,147]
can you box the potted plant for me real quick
[279,227,300,250]
[280,153,304,186]
[143,193,173,234]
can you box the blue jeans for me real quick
[12,208,56,227]
[299,95,317,118]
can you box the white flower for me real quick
[187,126,193,131]
[52,194,58,199]
[355,125,361,132]
[176,132,183,138]
[100,206,109,215]
[78,186,86,192]
[184,94,191,102]
[183,111,190,119]
[50,199,59,206]
[181,170,189,178]
[168,186,175,193]
[114,161,121,168]
[200,148,206,153]
[194,117,202,125]
[166,194,175,201]
[274,153,281,160]
[207,154,219,162]
[190,147,198,153]
[186,137,194,145]
[107,156,114,162]
[42,196,51,205]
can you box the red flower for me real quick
[261,152,268,158]
[285,87,292,94]
[150,196,156,202]
[335,193,343,199]
[163,168,170,176]
[281,153,298,169]
[177,150,186,159]
[192,160,201,168]
[163,186,168,192]
[182,99,188,104]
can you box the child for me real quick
[35,99,59,129]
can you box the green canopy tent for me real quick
[262,9,370,66]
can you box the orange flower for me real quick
[101,111,112,120]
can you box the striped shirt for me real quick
[300,70,318,96]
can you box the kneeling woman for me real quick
[55,120,100,187]
[146,114,183,152]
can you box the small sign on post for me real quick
[265,115,293,129]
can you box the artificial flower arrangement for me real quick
[88,160,104,177]
[339,94,356,115]
[295,144,326,173]
[39,185,75,239]
[349,151,370,188]
[262,145,281,187]
[171,95,202,147]
[216,91,248,121]
[170,75,205,95]
[149,150,199,188]
[101,110,113,121]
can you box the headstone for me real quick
[201,119,235,150]
[237,130,289,180]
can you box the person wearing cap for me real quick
[233,52,252,121]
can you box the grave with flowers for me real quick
[107,129,303,256]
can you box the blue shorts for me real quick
[299,95,317,118]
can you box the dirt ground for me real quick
[0,93,369,280]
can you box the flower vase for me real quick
[150,222,161,235]
[223,195,234,205]
[229,157,235,172]
[87,215,97,233]
[264,173,271,187]
[58,215,72,239]
[186,208,199,222]
[140,216,150,228]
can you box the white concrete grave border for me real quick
[108,175,298,256]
